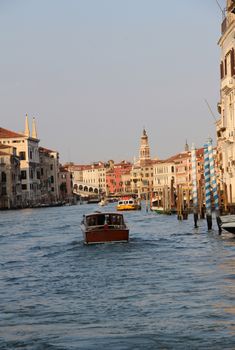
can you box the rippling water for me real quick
[1,203,235,349]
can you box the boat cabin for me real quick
[83,212,125,228]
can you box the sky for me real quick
[0,0,223,164]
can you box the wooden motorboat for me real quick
[81,212,129,244]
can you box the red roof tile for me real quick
[0,127,24,139]
[39,146,56,153]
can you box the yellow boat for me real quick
[116,197,141,211]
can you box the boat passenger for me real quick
[97,214,105,226]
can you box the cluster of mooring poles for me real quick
[191,138,221,233]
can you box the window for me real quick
[19,152,26,160]
[1,172,6,182]
[51,176,54,184]
[21,170,27,180]
[22,184,27,190]
[1,187,7,195]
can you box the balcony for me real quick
[221,76,234,94]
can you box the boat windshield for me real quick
[106,214,124,226]
[86,214,124,227]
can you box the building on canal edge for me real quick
[216,0,235,207]
[0,116,41,206]
[0,144,22,209]
[0,116,74,208]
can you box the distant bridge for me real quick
[73,181,103,196]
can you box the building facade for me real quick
[39,147,60,203]
[0,145,22,209]
[216,0,235,204]
[0,117,62,208]
[0,118,41,205]
[58,165,74,202]
[131,129,155,196]
[106,161,132,195]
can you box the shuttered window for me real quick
[230,48,235,76]
[220,61,224,79]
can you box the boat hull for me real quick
[82,226,129,244]
[220,215,235,234]
[151,206,171,215]
[116,205,140,211]
[221,223,235,234]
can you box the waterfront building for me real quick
[82,162,107,195]
[216,0,235,205]
[106,161,132,195]
[66,163,85,184]
[131,129,156,196]
[39,147,60,203]
[153,159,175,199]
[120,171,132,194]
[0,116,40,205]
[152,146,205,209]
[58,165,74,202]
[63,163,94,196]
[0,144,22,209]
[67,162,107,196]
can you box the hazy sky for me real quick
[0,0,223,163]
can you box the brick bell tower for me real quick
[139,128,151,166]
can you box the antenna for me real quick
[204,99,217,122]
[215,0,225,17]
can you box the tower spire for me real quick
[24,113,30,137]
[32,117,38,139]
[185,139,189,152]
[139,128,151,165]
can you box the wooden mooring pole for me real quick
[177,185,183,220]
[204,142,212,230]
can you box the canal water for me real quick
[1,203,235,349]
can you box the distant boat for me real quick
[98,199,107,206]
[116,197,141,211]
[220,215,235,234]
[87,197,100,204]
[150,199,171,215]
[81,212,129,244]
